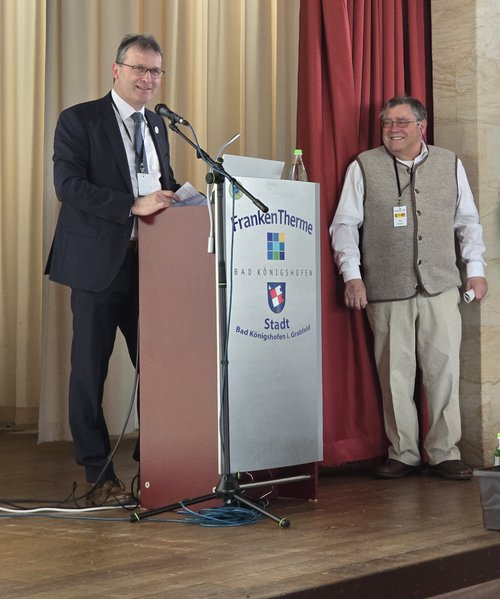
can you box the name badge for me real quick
[393,205,407,227]
[138,172,154,196]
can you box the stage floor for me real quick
[2,428,500,598]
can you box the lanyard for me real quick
[392,155,413,205]
[111,97,147,173]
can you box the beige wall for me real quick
[432,0,500,465]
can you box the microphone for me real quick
[155,103,190,126]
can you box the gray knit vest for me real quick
[357,145,461,302]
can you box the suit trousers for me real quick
[69,248,139,483]
[366,287,462,466]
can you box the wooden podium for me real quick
[138,206,219,509]
[138,188,320,510]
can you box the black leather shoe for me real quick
[427,460,472,480]
[375,459,421,479]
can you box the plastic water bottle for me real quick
[494,433,500,466]
[289,149,308,182]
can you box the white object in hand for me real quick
[463,289,475,303]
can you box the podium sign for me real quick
[222,177,323,473]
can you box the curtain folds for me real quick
[0,0,46,425]
[2,0,433,466]
[297,0,433,465]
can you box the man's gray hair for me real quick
[379,95,427,121]
[116,34,163,63]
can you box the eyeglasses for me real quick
[117,62,165,79]
[381,119,418,129]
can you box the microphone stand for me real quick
[130,118,310,527]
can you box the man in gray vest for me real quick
[330,95,487,480]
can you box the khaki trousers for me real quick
[366,287,462,466]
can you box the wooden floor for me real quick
[2,427,500,599]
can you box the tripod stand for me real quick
[131,112,310,526]
[130,472,314,527]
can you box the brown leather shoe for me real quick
[375,459,420,479]
[427,460,472,480]
[86,479,135,506]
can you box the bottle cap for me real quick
[293,149,303,155]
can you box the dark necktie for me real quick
[131,112,148,173]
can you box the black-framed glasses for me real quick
[117,62,165,79]
[381,119,418,129]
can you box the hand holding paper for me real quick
[172,182,207,206]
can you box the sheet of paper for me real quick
[173,182,207,206]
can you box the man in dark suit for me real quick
[46,34,180,505]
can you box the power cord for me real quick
[0,499,263,526]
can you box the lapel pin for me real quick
[154,126,159,134]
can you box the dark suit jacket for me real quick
[45,92,178,292]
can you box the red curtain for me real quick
[297,0,433,465]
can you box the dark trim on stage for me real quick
[283,544,500,598]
